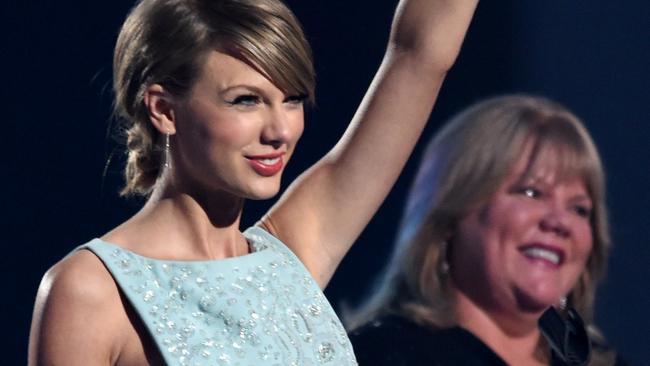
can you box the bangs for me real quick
[208,0,315,104]
[233,34,314,103]
[522,116,602,194]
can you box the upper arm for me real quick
[263,53,445,288]
[29,251,125,366]
[263,0,479,287]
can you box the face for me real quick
[449,146,594,316]
[170,50,305,200]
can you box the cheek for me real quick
[475,200,529,255]
[289,112,305,144]
[497,199,535,228]
[205,115,258,149]
[575,223,594,263]
[564,222,593,292]
[451,210,495,273]
[176,119,247,172]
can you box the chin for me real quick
[514,287,562,314]
[244,183,282,200]
[247,191,280,201]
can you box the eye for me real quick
[284,94,307,105]
[518,186,542,199]
[572,204,593,219]
[228,94,261,106]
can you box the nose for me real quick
[261,107,294,149]
[539,207,571,239]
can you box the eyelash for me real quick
[228,94,261,106]
[284,94,307,105]
[572,205,592,219]
[227,94,306,107]
[519,186,542,199]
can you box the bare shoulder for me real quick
[29,249,127,365]
[38,249,119,310]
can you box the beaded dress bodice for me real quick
[80,227,357,366]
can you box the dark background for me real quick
[4,1,649,364]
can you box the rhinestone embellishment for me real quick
[83,227,357,365]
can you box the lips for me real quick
[519,243,565,267]
[246,153,285,177]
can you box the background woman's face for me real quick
[170,50,305,199]
[449,145,593,316]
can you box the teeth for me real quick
[522,247,560,265]
[258,157,279,165]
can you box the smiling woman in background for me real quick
[349,95,624,365]
[27,0,479,364]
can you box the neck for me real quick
[106,177,249,261]
[450,286,548,366]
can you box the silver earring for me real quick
[164,133,171,169]
[558,296,568,311]
[440,241,450,275]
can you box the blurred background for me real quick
[4,0,649,364]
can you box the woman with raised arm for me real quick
[349,95,624,365]
[29,0,478,364]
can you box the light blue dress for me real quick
[79,226,357,366]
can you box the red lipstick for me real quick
[246,153,285,177]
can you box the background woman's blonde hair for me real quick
[113,0,315,196]
[349,94,612,363]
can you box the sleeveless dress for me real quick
[79,226,357,366]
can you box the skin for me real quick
[29,0,480,364]
[169,52,306,202]
[449,146,594,365]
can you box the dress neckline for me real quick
[90,227,272,265]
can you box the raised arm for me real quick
[261,0,479,287]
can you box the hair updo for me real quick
[113,0,315,196]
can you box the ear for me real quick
[143,84,177,135]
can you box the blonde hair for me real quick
[113,0,315,196]
[350,95,612,363]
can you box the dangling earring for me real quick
[440,241,450,275]
[164,132,171,169]
[558,295,568,311]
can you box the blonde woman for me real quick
[349,95,624,365]
[28,0,479,364]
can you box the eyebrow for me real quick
[570,194,592,203]
[220,84,266,95]
[219,84,304,102]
